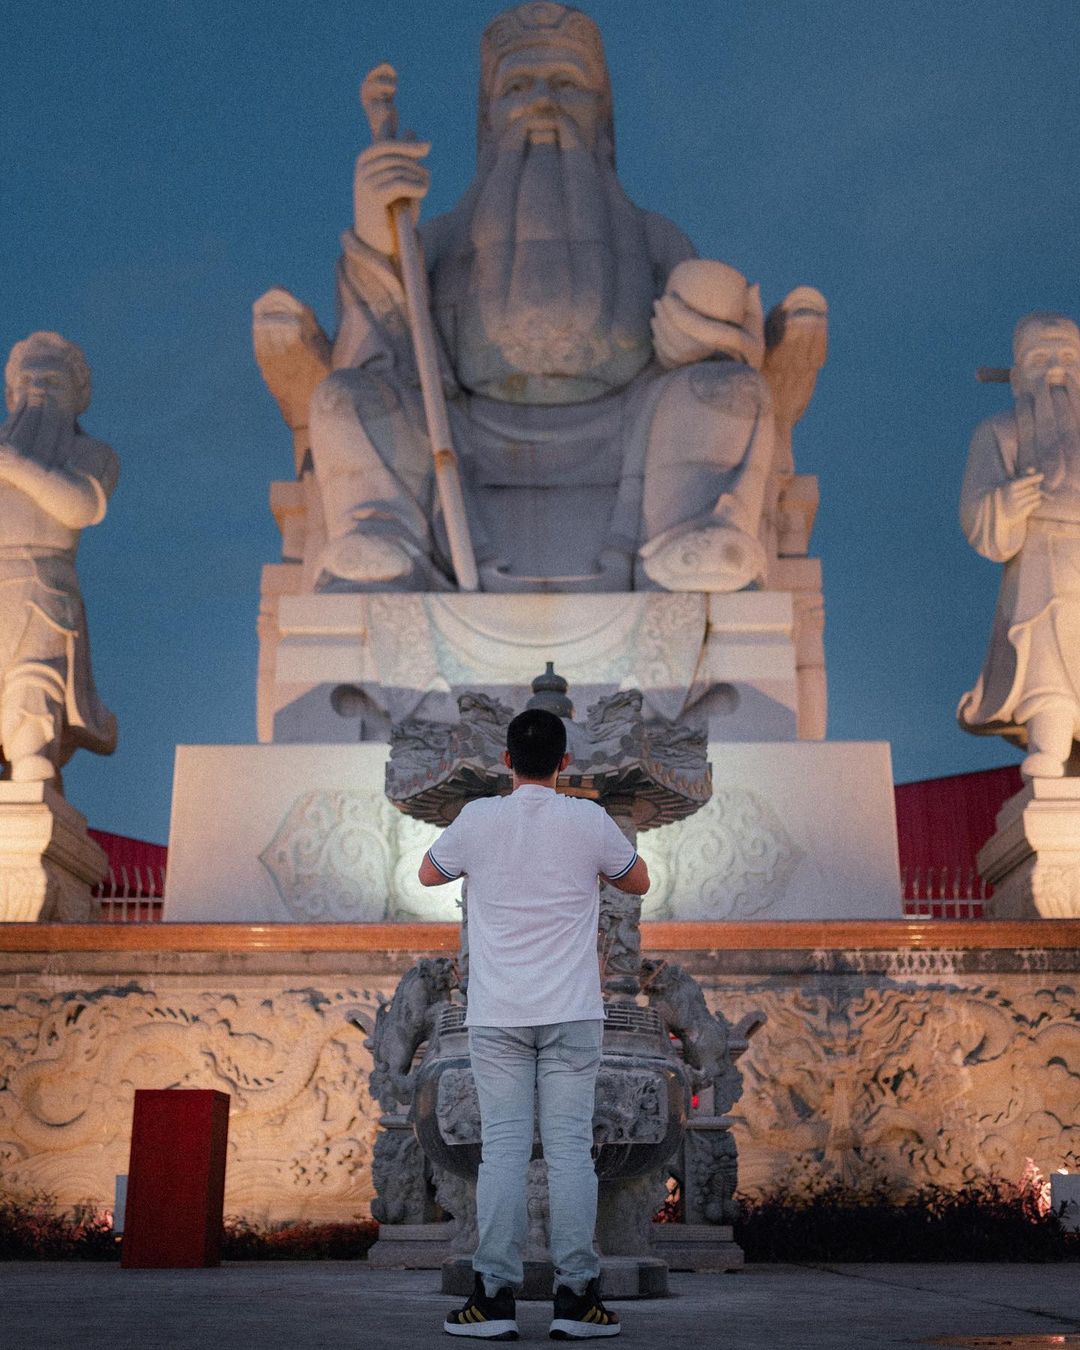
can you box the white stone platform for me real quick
[162,741,900,922]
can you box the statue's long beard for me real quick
[447,116,653,391]
[1016,374,1080,496]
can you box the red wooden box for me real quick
[121,1089,230,1268]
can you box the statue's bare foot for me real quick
[639,523,765,592]
[318,531,415,587]
[1021,750,1067,779]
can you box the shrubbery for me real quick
[0,1196,118,1260]
[2,1179,1076,1263]
[0,1196,377,1262]
[734,1176,1080,1263]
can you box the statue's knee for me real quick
[311,368,401,427]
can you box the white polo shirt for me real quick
[428,785,638,1028]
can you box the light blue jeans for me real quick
[468,1020,603,1296]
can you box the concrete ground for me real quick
[6,1263,1080,1350]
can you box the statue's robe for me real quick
[958,410,1080,739]
[309,203,776,591]
[0,431,118,764]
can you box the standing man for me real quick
[419,707,649,1340]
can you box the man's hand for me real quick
[601,856,650,896]
[353,140,431,257]
[1000,469,1044,522]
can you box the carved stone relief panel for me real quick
[706,977,1080,1198]
[640,787,803,920]
[260,788,455,922]
[2,964,1078,1221]
[0,978,396,1222]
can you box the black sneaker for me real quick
[444,1272,519,1340]
[549,1279,621,1339]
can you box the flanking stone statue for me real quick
[962,313,1080,916]
[959,312,1080,778]
[0,332,116,919]
[254,1,826,597]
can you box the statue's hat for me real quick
[1013,312,1080,367]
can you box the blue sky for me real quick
[3,0,1079,843]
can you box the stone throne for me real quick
[365,666,755,1293]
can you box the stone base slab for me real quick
[0,782,106,922]
[978,780,1080,917]
[163,740,901,922]
[650,1223,744,1271]
[367,1222,454,1269]
[440,1255,668,1300]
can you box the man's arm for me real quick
[418,849,462,887]
[601,855,650,895]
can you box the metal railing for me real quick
[902,865,989,919]
[94,864,166,923]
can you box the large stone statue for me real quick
[959,312,1080,778]
[0,333,117,784]
[254,2,826,595]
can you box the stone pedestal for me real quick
[978,779,1080,918]
[651,1223,743,1272]
[0,782,106,921]
[260,590,805,744]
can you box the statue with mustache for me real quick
[959,312,1080,777]
[0,333,117,785]
[254,3,826,596]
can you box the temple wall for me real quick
[0,922,1078,1222]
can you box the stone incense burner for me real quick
[371,665,712,1293]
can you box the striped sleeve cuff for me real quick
[606,851,638,881]
[427,849,460,881]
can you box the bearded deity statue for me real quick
[959,312,1080,778]
[0,333,118,785]
[253,2,827,597]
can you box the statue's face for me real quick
[1017,334,1080,393]
[6,350,79,416]
[488,45,605,149]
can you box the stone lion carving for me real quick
[641,958,763,1113]
[365,957,458,1109]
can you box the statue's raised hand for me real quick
[1000,469,1044,522]
[353,139,431,257]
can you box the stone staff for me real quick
[360,63,479,592]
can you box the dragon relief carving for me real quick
[0,983,392,1220]
[713,980,1080,1197]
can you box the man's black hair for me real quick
[506,708,567,779]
